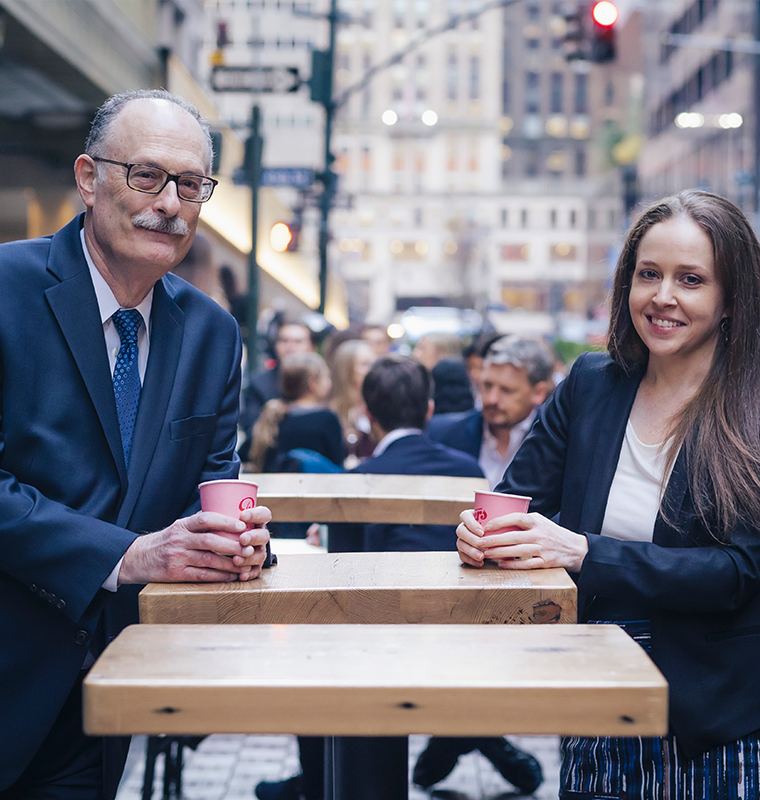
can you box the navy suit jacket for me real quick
[426,408,483,461]
[0,215,242,788]
[328,433,484,553]
[498,351,760,758]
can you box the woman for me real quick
[250,351,344,474]
[329,339,376,465]
[457,190,760,799]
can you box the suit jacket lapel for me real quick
[44,217,127,485]
[577,365,643,535]
[117,277,185,527]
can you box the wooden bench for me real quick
[139,551,577,625]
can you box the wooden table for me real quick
[139,551,577,626]
[85,623,667,799]
[240,472,489,524]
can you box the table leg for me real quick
[330,736,408,800]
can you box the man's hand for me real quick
[118,506,272,585]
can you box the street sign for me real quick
[211,65,300,93]
[260,167,316,188]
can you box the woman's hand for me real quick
[456,508,588,573]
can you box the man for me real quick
[0,89,270,799]
[238,321,315,461]
[332,354,484,552]
[411,331,463,371]
[427,335,554,489]
[360,323,392,358]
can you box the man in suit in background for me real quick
[332,354,484,552]
[0,89,271,799]
[427,335,554,488]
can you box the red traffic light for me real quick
[592,1,618,27]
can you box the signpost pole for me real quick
[317,0,338,315]
[246,105,263,372]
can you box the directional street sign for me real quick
[211,65,300,93]
[259,167,316,188]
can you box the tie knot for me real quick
[112,309,142,345]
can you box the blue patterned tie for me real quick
[112,309,142,468]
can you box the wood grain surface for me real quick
[139,551,577,625]
[84,623,667,738]
[240,472,489,524]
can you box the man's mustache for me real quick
[132,211,189,236]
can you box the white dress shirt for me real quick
[479,409,536,490]
[371,428,423,457]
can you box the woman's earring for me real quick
[720,317,730,342]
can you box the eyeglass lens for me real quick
[127,164,214,202]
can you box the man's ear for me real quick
[426,398,434,422]
[74,155,97,208]
[531,380,550,406]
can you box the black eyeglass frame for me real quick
[90,156,218,203]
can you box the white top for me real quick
[600,420,671,543]
[479,409,536,490]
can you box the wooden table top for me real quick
[84,623,667,738]
[241,472,489,524]
[139,551,577,625]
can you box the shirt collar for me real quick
[80,228,153,328]
[372,428,423,457]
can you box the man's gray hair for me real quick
[85,89,214,172]
[484,336,555,386]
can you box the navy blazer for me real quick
[498,351,760,758]
[329,433,484,553]
[426,408,483,461]
[0,215,242,788]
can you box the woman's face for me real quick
[629,216,727,368]
[353,345,376,390]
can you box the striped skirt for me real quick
[560,620,760,800]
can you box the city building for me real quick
[637,0,757,218]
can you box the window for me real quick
[501,244,530,261]
[574,73,588,114]
[550,209,557,228]
[521,208,529,228]
[447,51,459,101]
[550,73,563,114]
[575,148,586,177]
[525,72,540,114]
[469,56,480,100]
[501,209,508,228]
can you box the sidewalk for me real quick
[117,734,560,800]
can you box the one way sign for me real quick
[211,65,301,93]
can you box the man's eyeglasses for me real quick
[91,157,218,203]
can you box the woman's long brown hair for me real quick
[608,190,760,540]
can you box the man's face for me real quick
[480,362,548,430]
[77,98,208,285]
[412,336,438,370]
[275,325,313,361]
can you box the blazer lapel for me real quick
[577,366,643,535]
[117,277,185,527]
[44,218,127,484]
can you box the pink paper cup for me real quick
[473,490,531,534]
[199,479,258,540]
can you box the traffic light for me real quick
[589,1,618,63]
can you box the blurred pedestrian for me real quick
[238,321,315,462]
[361,323,392,358]
[329,338,376,465]
[428,336,554,488]
[250,352,343,474]
[464,332,503,408]
[430,358,474,414]
[412,331,462,371]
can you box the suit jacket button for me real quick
[39,589,48,600]
[30,584,38,593]
[75,631,89,646]
[56,599,67,610]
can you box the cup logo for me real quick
[239,497,255,511]
[473,508,488,522]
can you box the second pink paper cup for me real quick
[473,490,531,534]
